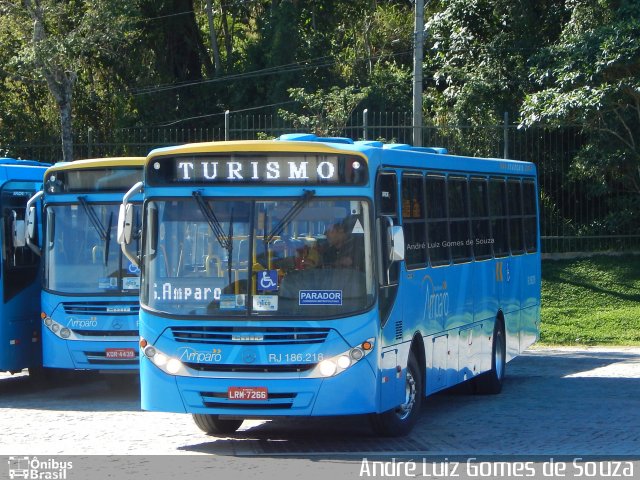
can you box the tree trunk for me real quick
[220,1,233,63]
[206,0,223,75]
[25,0,76,161]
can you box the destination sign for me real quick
[147,153,368,186]
[45,167,143,193]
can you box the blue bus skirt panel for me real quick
[141,356,378,417]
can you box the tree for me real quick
[3,0,137,161]
[279,86,369,137]
[522,0,640,198]
[425,0,567,126]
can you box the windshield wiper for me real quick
[78,196,113,266]
[192,190,232,252]
[264,189,315,244]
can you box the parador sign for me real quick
[149,154,368,185]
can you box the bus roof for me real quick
[0,157,47,167]
[146,135,536,177]
[46,157,146,175]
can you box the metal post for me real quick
[225,110,230,141]
[87,127,93,158]
[412,0,424,147]
[503,111,509,159]
[363,109,368,140]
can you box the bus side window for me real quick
[489,178,509,257]
[377,171,399,286]
[507,179,524,255]
[448,176,472,263]
[425,175,450,266]
[401,173,426,269]
[522,180,538,253]
[470,177,492,259]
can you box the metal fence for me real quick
[6,111,639,254]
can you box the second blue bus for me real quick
[31,158,144,371]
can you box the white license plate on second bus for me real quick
[105,348,136,359]
[228,387,268,401]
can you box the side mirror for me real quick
[27,206,36,242]
[117,203,134,245]
[46,208,55,250]
[25,190,44,256]
[11,211,26,248]
[119,181,144,268]
[389,225,405,262]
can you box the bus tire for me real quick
[474,318,506,394]
[192,414,243,435]
[369,354,422,437]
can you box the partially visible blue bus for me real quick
[0,158,49,374]
[120,136,540,436]
[31,158,144,371]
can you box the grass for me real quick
[540,254,640,346]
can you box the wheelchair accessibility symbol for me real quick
[128,263,140,275]
[258,270,278,291]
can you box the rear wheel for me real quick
[474,318,506,394]
[370,354,422,437]
[192,414,243,435]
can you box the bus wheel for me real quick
[369,354,422,437]
[192,414,243,435]
[474,318,506,394]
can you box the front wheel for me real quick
[370,354,422,437]
[474,318,506,394]
[192,414,243,435]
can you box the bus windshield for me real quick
[142,197,375,318]
[44,203,141,294]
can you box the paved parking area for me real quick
[1,347,639,459]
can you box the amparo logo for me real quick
[178,347,222,363]
[423,276,450,321]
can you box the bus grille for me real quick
[62,302,139,316]
[200,391,296,410]
[73,330,138,337]
[183,363,316,373]
[84,351,139,365]
[170,326,330,345]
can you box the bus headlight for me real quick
[42,316,77,340]
[166,358,183,375]
[141,343,188,376]
[318,360,337,377]
[311,338,375,378]
[336,355,351,369]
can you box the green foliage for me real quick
[522,0,640,197]
[425,0,567,126]
[279,85,370,137]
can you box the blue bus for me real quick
[31,158,145,371]
[0,158,49,374]
[120,135,540,436]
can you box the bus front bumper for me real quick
[140,354,378,416]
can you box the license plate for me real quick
[228,387,268,401]
[105,348,136,359]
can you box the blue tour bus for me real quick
[31,158,145,371]
[0,158,49,374]
[119,135,540,435]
